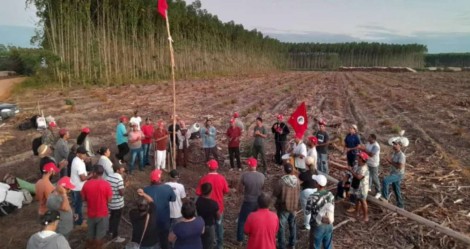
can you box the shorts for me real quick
[353,188,368,200]
[87,217,109,239]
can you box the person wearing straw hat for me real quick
[38,144,66,175]
[380,139,406,208]
[27,210,71,249]
[272,114,290,165]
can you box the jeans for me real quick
[228,147,241,169]
[109,208,122,238]
[130,147,144,173]
[275,141,288,165]
[72,191,83,226]
[202,225,215,249]
[300,188,317,229]
[309,224,333,249]
[204,147,219,162]
[236,201,258,242]
[382,173,404,208]
[116,142,129,161]
[252,145,267,174]
[142,144,151,166]
[215,214,224,249]
[317,153,329,175]
[368,166,381,194]
[277,211,297,249]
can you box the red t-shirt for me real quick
[244,209,279,249]
[195,173,229,213]
[81,178,112,218]
[141,124,154,144]
[226,126,242,148]
[154,129,169,151]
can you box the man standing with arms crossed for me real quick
[272,114,290,165]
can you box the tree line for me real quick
[425,53,470,68]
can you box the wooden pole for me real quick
[165,10,177,170]
[327,160,470,245]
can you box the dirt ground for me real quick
[0,77,26,101]
[0,71,469,249]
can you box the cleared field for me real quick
[0,71,469,248]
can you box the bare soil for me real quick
[0,72,469,249]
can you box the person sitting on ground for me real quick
[129,122,145,174]
[380,139,406,208]
[305,175,335,249]
[290,133,307,173]
[46,176,75,239]
[196,183,220,249]
[169,201,205,249]
[166,170,187,228]
[81,164,113,249]
[244,193,279,249]
[130,191,159,249]
[200,118,218,162]
[36,163,60,217]
[141,117,154,167]
[107,163,126,243]
[226,118,242,171]
[271,114,290,165]
[77,127,95,157]
[299,157,318,231]
[27,210,71,249]
[97,147,114,179]
[306,136,318,167]
[360,134,381,199]
[42,121,58,149]
[115,115,129,163]
[54,128,70,177]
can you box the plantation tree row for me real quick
[286,42,428,69]
[425,53,470,68]
[27,0,287,86]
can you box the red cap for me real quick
[119,115,128,122]
[233,112,239,118]
[230,118,235,124]
[308,136,318,145]
[81,127,90,134]
[358,151,369,161]
[318,119,327,126]
[246,157,257,168]
[57,176,75,190]
[49,122,57,128]
[207,159,219,170]
[58,128,68,136]
[277,114,284,120]
[150,169,162,182]
[43,162,60,174]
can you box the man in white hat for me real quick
[380,139,406,208]
[305,174,335,249]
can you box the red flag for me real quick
[157,0,168,19]
[288,102,308,137]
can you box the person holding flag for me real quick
[272,114,290,165]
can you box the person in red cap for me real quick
[144,169,176,249]
[154,120,169,170]
[306,136,318,166]
[47,176,75,238]
[77,127,95,157]
[141,118,154,167]
[244,193,279,249]
[116,115,129,163]
[236,157,265,245]
[233,112,244,132]
[271,114,290,165]
[314,120,330,174]
[195,160,229,249]
[42,121,59,149]
[35,162,60,216]
[226,118,242,171]
[54,128,70,177]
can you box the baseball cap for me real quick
[43,162,60,174]
[318,119,327,126]
[277,114,284,120]
[119,115,128,122]
[81,127,90,134]
[308,136,318,145]
[169,170,180,179]
[41,210,61,226]
[246,157,257,168]
[233,112,239,118]
[312,174,327,187]
[358,151,369,161]
[207,159,219,170]
[230,118,235,124]
[58,128,68,136]
[76,146,88,154]
[150,169,163,182]
[48,122,57,128]
[57,176,75,190]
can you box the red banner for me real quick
[157,0,168,19]
[288,102,308,137]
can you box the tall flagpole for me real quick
[165,10,177,170]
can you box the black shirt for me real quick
[315,131,329,154]
[271,122,290,142]
[299,170,315,190]
[129,202,159,247]
[168,124,181,145]
[195,197,219,226]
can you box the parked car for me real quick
[0,103,20,122]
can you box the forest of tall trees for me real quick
[26,0,432,86]
[425,53,470,67]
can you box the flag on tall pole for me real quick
[157,0,168,19]
[288,102,308,137]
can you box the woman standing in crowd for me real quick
[169,201,205,249]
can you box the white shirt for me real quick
[98,156,114,180]
[130,116,142,130]
[70,157,87,191]
[366,142,381,167]
[307,147,318,166]
[315,202,335,225]
[165,181,187,219]
[292,142,307,169]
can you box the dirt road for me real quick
[0,72,469,248]
[0,77,26,101]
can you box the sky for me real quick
[1,0,469,53]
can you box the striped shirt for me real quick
[107,173,124,210]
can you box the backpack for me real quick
[32,136,43,156]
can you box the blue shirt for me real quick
[344,134,361,155]
[200,126,217,148]
[173,216,204,249]
[144,183,176,229]
[116,123,128,145]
